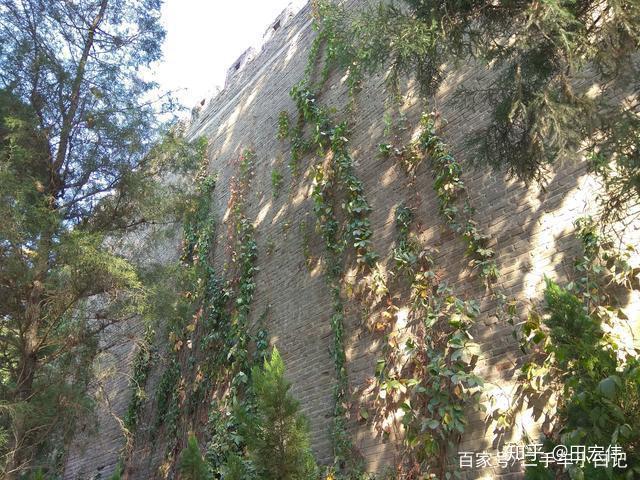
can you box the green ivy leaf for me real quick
[597,375,620,400]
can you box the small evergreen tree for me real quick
[238,347,317,480]
[221,453,249,480]
[178,434,211,480]
[29,469,45,480]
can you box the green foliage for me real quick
[271,168,284,199]
[416,114,498,282]
[179,434,212,480]
[146,146,259,473]
[289,81,373,472]
[519,218,640,479]
[449,0,638,192]
[28,469,45,480]
[0,0,175,474]
[221,454,252,480]
[278,111,291,140]
[309,158,362,471]
[400,286,483,472]
[108,464,123,480]
[392,205,419,272]
[206,405,248,478]
[155,358,181,437]
[294,84,378,267]
[588,110,640,221]
[237,348,317,480]
[310,0,640,219]
[373,204,484,477]
[140,189,218,461]
[123,327,155,435]
[377,143,392,158]
[309,0,442,96]
[190,147,262,477]
[228,149,258,392]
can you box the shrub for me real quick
[237,347,317,480]
[178,434,211,480]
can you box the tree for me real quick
[236,347,317,480]
[0,0,178,477]
[178,434,211,480]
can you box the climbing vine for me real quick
[277,111,290,141]
[108,324,156,479]
[123,326,155,437]
[115,141,266,479]
[154,146,224,470]
[283,52,520,479]
[118,1,640,478]
[287,80,391,474]
[368,205,484,478]
[228,149,259,389]
[271,167,284,198]
[282,6,494,476]
[299,217,314,271]
[378,111,500,283]
[416,114,499,283]
[309,160,355,471]
[201,148,260,476]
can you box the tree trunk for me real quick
[53,0,109,172]
[5,278,44,479]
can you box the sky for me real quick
[152,0,304,110]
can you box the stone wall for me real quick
[63,1,640,479]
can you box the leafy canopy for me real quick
[0,0,191,476]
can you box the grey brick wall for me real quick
[63,2,640,479]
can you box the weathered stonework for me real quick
[63,1,640,479]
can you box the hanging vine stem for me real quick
[141,145,264,478]
[199,148,264,476]
[383,109,520,334]
[310,160,353,470]
[227,148,259,391]
[286,80,396,474]
[123,325,155,440]
[413,112,521,343]
[141,139,225,475]
[286,6,500,476]
[366,204,485,478]
[413,113,500,284]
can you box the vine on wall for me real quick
[123,326,155,439]
[200,147,262,476]
[287,75,487,480]
[156,150,225,473]
[309,159,357,472]
[118,2,640,478]
[403,113,500,284]
[118,142,267,478]
[287,7,498,476]
[288,80,390,475]
[367,205,484,479]
[281,4,494,476]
